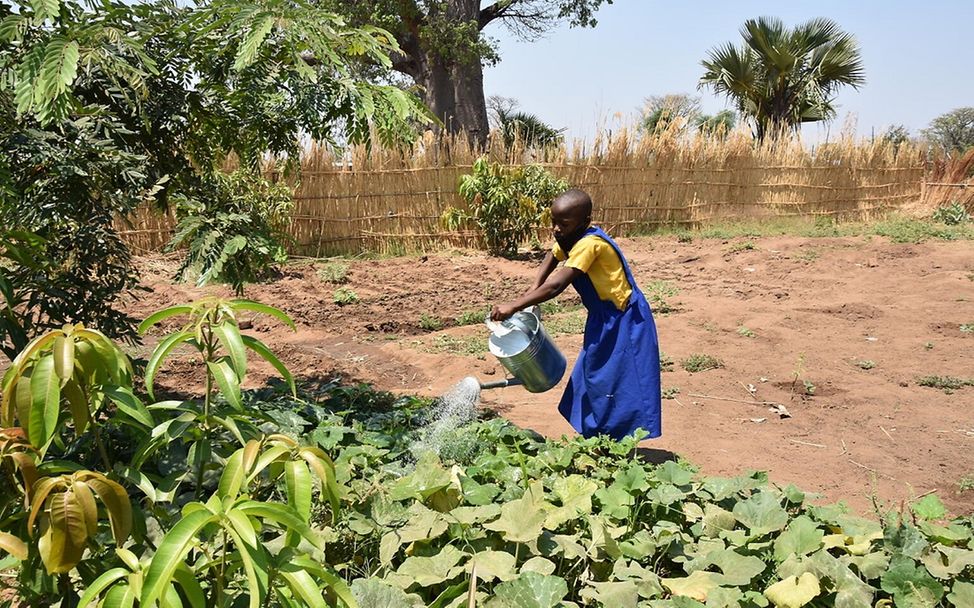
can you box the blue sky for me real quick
[482,1,973,144]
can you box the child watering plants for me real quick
[490,188,662,440]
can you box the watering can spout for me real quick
[479,377,523,390]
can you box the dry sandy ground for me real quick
[126,234,974,516]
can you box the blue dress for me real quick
[557,226,662,440]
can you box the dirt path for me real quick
[127,234,974,515]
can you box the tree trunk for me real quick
[391,0,490,148]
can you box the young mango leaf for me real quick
[207,359,242,409]
[28,356,60,450]
[229,299,296,330]
[241,334,295,395]
[141,507,217,606]
[144,330,195,400]
[213,321,247,381]
[0,532,27,560]
[138,305,194,334]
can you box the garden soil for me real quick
[126,234,974,516]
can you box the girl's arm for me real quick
[492,265,581,321]
[526,252,559,292]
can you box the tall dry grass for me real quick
[118,126,928,256]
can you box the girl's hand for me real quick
[490,303,517,321]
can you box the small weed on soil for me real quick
[854,359,876,370]
[660,352,674,372]
[544,310,586,336]
[737,326,756,338]
[419,313,444,331]
[645,280,679,314]
[681,354,723,373]
[318,261,349,284]
[428,334,488,358]
[917,375,973,393]
[726,240,757,253]
[333,287,359,305]
[455,309,487,326]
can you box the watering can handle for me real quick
[484,305,541,334]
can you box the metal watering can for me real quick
[481,305,567,394]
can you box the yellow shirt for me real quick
[553,235,632,310]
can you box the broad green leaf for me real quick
[709,548,767,585]
[612,560,663,598]
[484,482,550,543]
[948,581,974,608]
[29,356,60,449]
[702,503,737,536]
[62,380,88,435]
[53,335,74,382]
[278,568,328,608]
[395,503,449,543]
[389,453,454,501]
[880,555,944,607]
[774,516,824,562]
[285,460,312,522]
[486,571,568,608]
[594,482,634,519]
[235,501,323,549]
[218,449,246,500]
[449,504,501,525]
[85,475,132,543]
[103,386,154,429]
[581,581,638,608]
[395,544,464,587]
[764,573,821,608]
[911,493,946,521]
[468,550,517,582]
[241,335,295,395]
[213,322,247,380]
[848,550,889,580]
[656,460,694,485]
[207,359,242,409]
[520,556,556,576]
[661,571,721,602]
[920,544,974,579]
[229,300,295,330]
[77,567,129,608]
[732,491,789,535]
[145,330,194,399]
[138,305,193,334]
[546,475,597,528]
[350,578,417,608]
[141,508,216,607]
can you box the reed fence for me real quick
[117,129,933,256]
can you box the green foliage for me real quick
[645,280,679,314]
[2,298,974,606]
[317,261,350,284]
[456,308,489,326]
[168,170,293,295]
[932,201,972,226]
[737,326,756,338]
[854,359,876,370]
[696,109,738,135]
[917,375,973,393]
[681,354,724,373]
[923,107,974,152]
[962,323,974,333]
[333,287,360,305]
[419,313,444,331]
[0,231,49,359]
[700,17,865,139]
[727,240,757,253]
[496,110,565,148]
[445,157,569,257]
[428,333,488,357]
[543,310,586,336]
[0,0,431,361]
[640,94,701,134]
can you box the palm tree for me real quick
[699,17,865,140]
[496,110,566,148]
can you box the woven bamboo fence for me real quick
[117,128,928,256]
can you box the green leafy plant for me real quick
[917,375,973,393]
[455,309,488,326]
[444,157,569,256]
[317,261,350,284]
[855,359,876,370]
[727,240,757,253]
[419,313,444,331]
[662,386,681,399]
[681,354,723,373]
[333,287,360,305]
[932,201,972,226]
[645,280,679,314]
[168,171,294,295]
[737,326,757,338]
[960,323,974,333]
